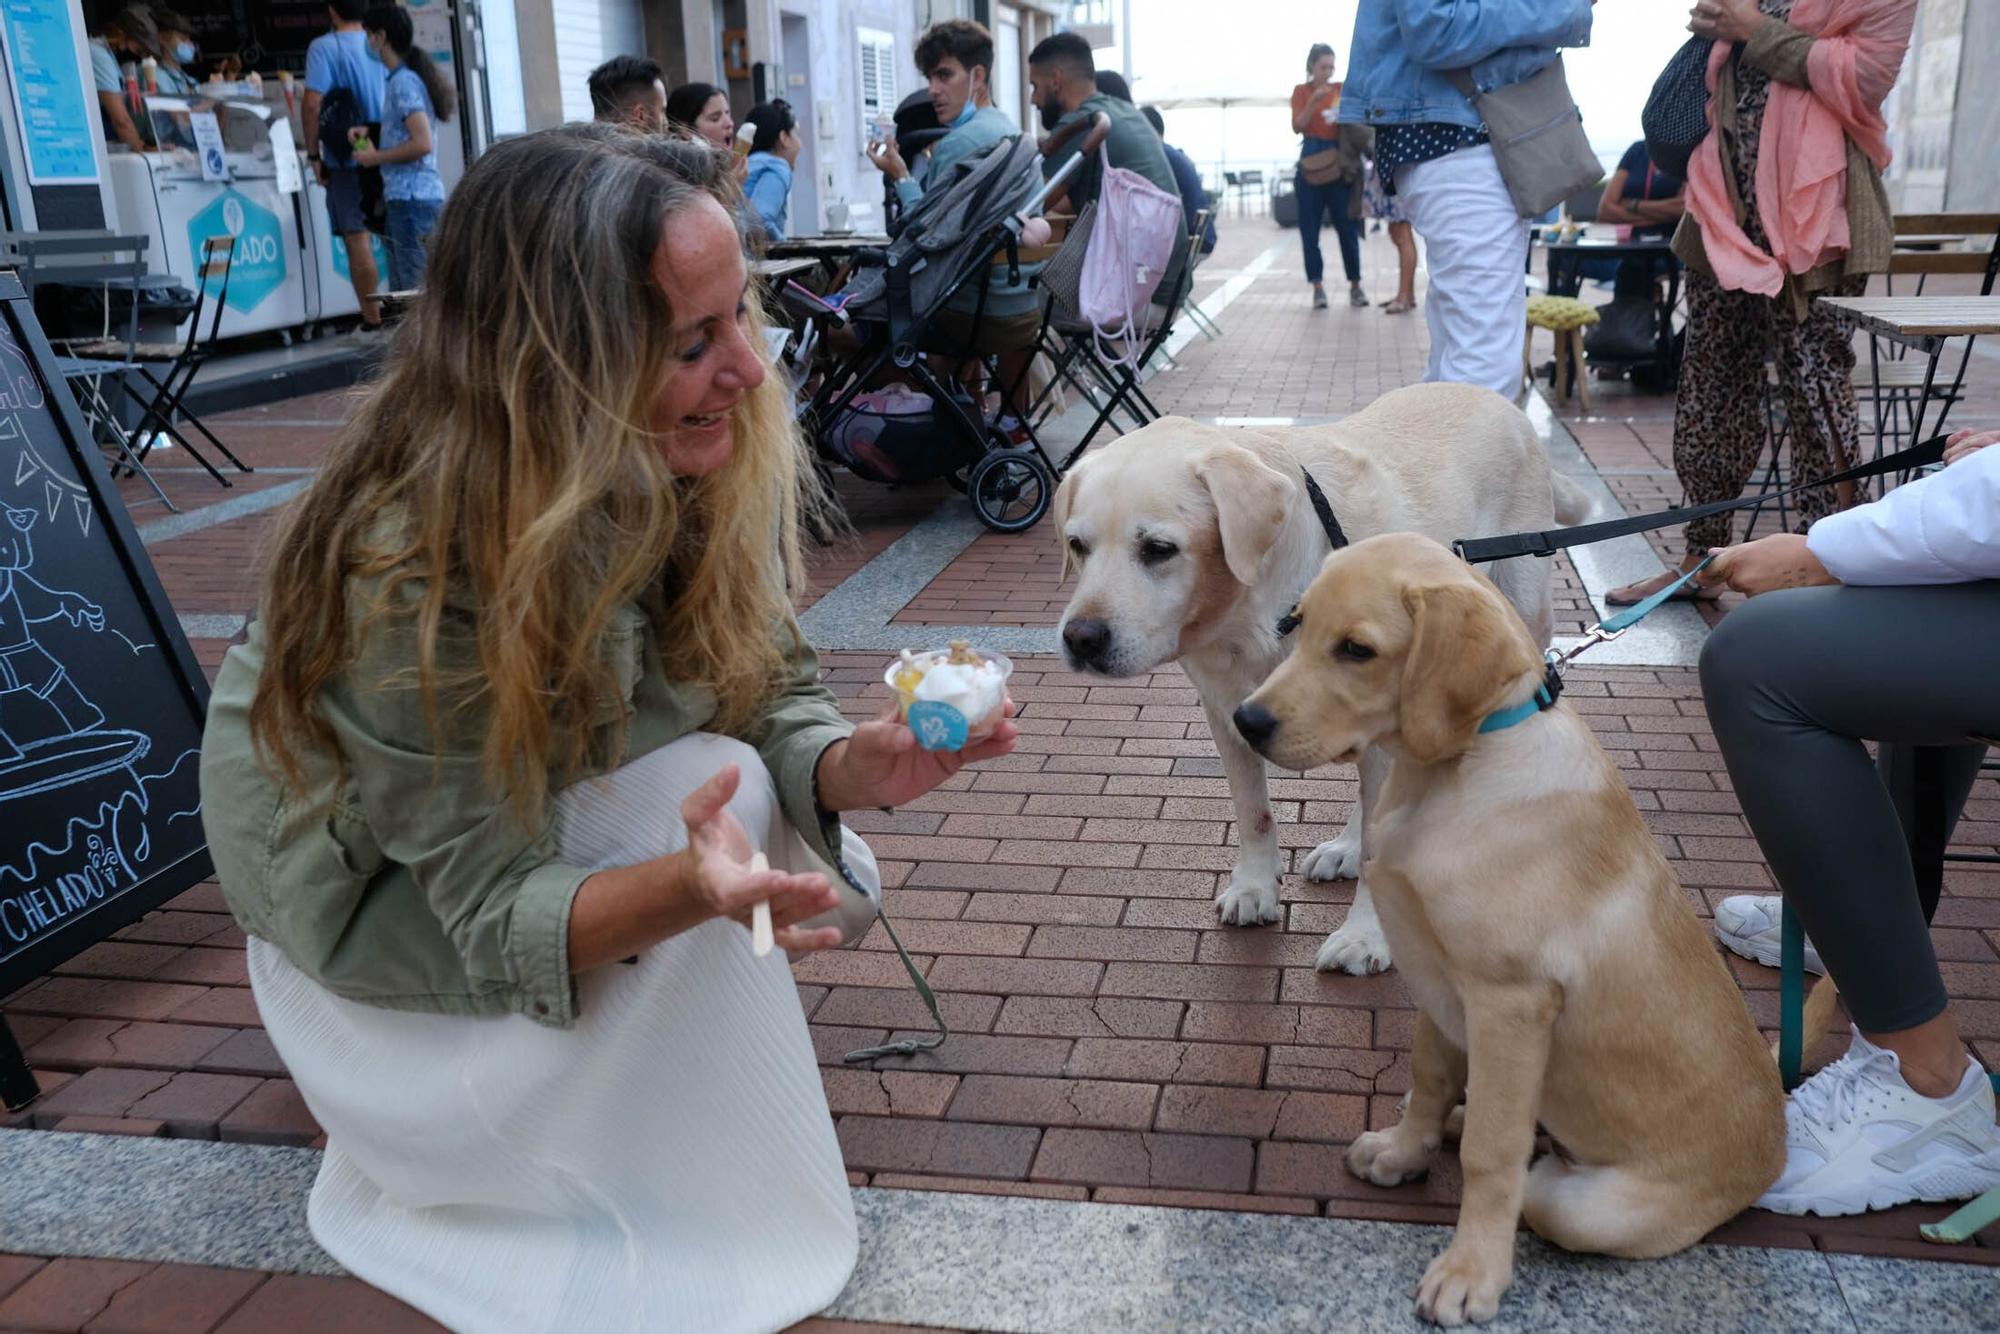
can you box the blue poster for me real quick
[1,0,99,185]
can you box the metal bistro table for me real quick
[764,234,890,287]
[1817,295,2000,473]
[1541,236,1683,386]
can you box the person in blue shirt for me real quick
[865,20,1041,434]
[153,9,201,95]
[89,7,163,152]
[1339,0,1593,397]
[741,100,798,242]
[353,5,454,293]
[303,0,388,328]
[1140,104,1216,256]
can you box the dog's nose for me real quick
[1233,702,1279,751]
[1062,617,1111,665]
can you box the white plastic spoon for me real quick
[749,852,775,957]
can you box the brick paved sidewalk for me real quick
[5,224,2000,1330]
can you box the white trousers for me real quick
[1395,144,1531,400]
[248,733,875,1334]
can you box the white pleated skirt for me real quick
[247,733,867,1333]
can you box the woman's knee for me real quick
[1698,589,1828,722]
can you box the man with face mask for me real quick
[868,20,1042,433]
[866,20,1009,208]
[1028,31,1187,311]
[153,9,201,93]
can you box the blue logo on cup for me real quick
[906,701,968,752]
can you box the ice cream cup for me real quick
[883,644,1014,752]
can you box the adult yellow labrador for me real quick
[1234,533,1783,1327]
[1054,382,1590,973]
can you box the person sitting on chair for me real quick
[1028,31,1189,314]
[868,19,1042,437]
[1697,425,2000,1218]
[588,54,668,134]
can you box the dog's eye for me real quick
[1067,536,1090,559]
[1139,539,1179,566]
[1336,638,1376,662]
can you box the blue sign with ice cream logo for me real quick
[188,189,285,313]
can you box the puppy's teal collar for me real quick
[1477,663,1564,734]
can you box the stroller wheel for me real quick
[967,448,1054,533]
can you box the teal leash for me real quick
[843,907,948,1063]
[1552,553,1717,669]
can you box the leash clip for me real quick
[1553,623,1623,669]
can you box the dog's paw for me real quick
[1300,832,1362,882]
[1315,916,1392,975]
[1346,1128,1435,1187]
[1414,1243,1510,1327]
[1215,874,1281,927]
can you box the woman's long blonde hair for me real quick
[250,124,818,818]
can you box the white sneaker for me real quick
[1715,894,1824,975]
[1757,1027,2000,1217]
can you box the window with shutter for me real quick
[857,27,896,128]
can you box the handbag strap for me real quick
[1443,68,1479,100]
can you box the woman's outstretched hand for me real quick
[814,702,1019,813]
[682,765,843,952]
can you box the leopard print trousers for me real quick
[1672,0,1864,557]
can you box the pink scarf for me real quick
[1684,0,1915,295]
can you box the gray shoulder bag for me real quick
[1445,56,1603,219]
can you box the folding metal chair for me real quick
[0,231,178,510]
[1030,251,1190,468]
[73,236,252,488]
[1181,208,1223,342]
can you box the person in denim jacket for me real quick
[1339,0,1594,397]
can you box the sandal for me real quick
[1381,298,1415,315]
[1604,568,1720,607]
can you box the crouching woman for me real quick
[199,124,1015,1333]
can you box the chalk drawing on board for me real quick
[0,500,196,896]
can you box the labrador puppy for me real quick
[1234,533,1784,1326]
[1055,382,1590,973]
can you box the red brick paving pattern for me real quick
[7,234,2000,1329]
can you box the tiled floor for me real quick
[5,224,2000,1329]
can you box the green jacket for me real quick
[198,586,852,1030]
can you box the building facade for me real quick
[487,0,1066,234]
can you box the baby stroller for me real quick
[791,124,1098,533]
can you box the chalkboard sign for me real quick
[0,270,213,1101]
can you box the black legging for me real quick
[1700,582,2000,1034]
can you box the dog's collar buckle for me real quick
[1477,662,1565,735]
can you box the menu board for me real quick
[2,0,100,185]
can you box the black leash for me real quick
[1452,436,1949,565]
[1277,468,1348,637]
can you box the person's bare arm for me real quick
[1595,168,1638,224]
[354,110,432,167]
[97,90,145,151]
[1292,86,1333,135]
[302,87,327,184]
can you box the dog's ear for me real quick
[1195,444,1296,586]
[1053,455,1088,578]
[1397,580,1543,765]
